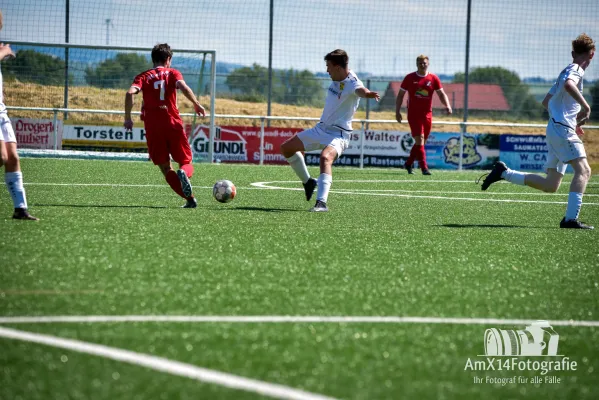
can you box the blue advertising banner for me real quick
[424,132,500,170]
[500,135,550,172]
[304,130,500,169]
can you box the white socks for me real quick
[501,169,527,186]
[565,192,583,221]
[286,152,310,184]
[316,173,332,203]
[5,171,27,209]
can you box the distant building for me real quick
[379,81,510,112]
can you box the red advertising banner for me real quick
[13,118,62,149]
[189,124,303,164]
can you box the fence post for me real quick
[53,109,59,150]
[259,117,265,165]
[459,122,465,171]
[359,120,365,169]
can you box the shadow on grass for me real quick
[437,223,537,229]
[32,203,168,209]
[215,206,305,213]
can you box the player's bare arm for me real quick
[355,87,380,101]
[395,89,406,123]
[564,79,591,125]
[124,86,139,130]
[436,88,453,115]
[0,42,15,60]
[177,81,206,117]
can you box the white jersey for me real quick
[320,70,364,131]
[547,63,584,129]
[0,63,5,114]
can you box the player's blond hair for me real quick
[572,33,595,54]
[416,54,429,63]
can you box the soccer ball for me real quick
[213,180,236,203]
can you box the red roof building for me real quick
[380,81,510,111]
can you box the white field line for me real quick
[335,191,599,205]
[251,182,599,206]
[16,179,599,187]
[19,183,264,191]
[0,315,598,327]
[331,189,599,197]
[0,326,336,400]
[252,179,599,185]
[11,181,599,203]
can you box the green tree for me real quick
[278,69,323,105]
[2,50,67,85]
[85,53,151,89]
[226,64,322,105]
[454,66,542,118]
[590,80,599,121]
[225,63,273,102]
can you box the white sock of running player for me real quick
[316,173,332,203]
[286,152,310,184]
[501,169,526,185]
[5,171,27,209]
[565,192,583,221]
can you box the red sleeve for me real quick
[400,75,410,91]
[132,73,144,90]
[173,69,184,82]
[433,74,442,90]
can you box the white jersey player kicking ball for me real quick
[280,49,380,212]
[481,33,595,229]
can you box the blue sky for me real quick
[2,0,598,80]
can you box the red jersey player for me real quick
[124,43,205,208]
[395,55,452,175]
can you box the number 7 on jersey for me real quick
[154,80,165,101]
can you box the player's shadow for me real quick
[219,206,305,213]
[31,203,168,209]
[437,223,533,229]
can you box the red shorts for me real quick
[144,112,192,165]
[408,115,432,139]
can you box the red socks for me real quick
[418,145,428,171]
[180,163,194,178]
[406,145,428,170]
[165,164,195,199]
[165,170,187,199]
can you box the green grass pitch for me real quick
[1,158,598,399]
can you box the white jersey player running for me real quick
[0,10,38,220]
[481,33,595,229]
[281,49,380,212]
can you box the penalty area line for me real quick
[0,315,598,327]
[0,326,335,400]
[251,182,599,206]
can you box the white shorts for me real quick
[297,124,350,157]
[0,113,16,143]
[545,119,586,175]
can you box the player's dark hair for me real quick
[324,49,348,68]
[572,33,595,54]
[152,43,173,64]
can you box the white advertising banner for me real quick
[13,118,63,150]
[63,125,147,143]
[62,125,148,151]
